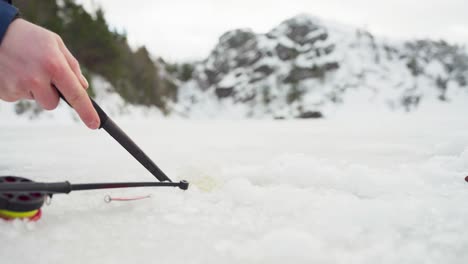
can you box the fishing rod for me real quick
[0,177,189,195]
[0,88,189,221]
[57,87,172,182]
[0,176,188,220]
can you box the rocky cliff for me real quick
[175,15,468,118]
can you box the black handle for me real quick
[54,85,108,129]
[0,181,72,194]
[53,84,173,182]
[90,98,108,129]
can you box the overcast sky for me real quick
[76,0,468,62]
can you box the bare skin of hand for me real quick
[0,19,100,129]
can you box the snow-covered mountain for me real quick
[2,14,468,121]
[176,14,468,118]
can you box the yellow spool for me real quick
[0,209,39,219]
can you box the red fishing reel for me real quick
[0,176,47,221]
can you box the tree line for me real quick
[14,0,179,113]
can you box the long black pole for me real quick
[0,180,189,194]
[55,86,172,182]
[99,117,172,182]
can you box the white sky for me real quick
[76,0,468,62]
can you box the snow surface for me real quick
[1,113,468,264]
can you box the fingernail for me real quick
[89,118,100,129]
[81,74,89,89]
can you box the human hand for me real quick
[0,19,100,129]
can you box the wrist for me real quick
[0,1,19,45]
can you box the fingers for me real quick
[15,76,56,106]
[46,53,100,129]
[30,83,59,110]
[57,37,89,89]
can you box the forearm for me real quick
[0,0,19,44]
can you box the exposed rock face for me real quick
[297,111,323,119]
[276,44,299,61]
[177,14,468,118]
[284,63,339,83]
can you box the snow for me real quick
[1,113,468,263]
[0,14,468,261]
[179,14,468,119]
[0,76,165,125]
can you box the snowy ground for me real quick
[1,116,468,264]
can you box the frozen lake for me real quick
[1,117,468,263]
